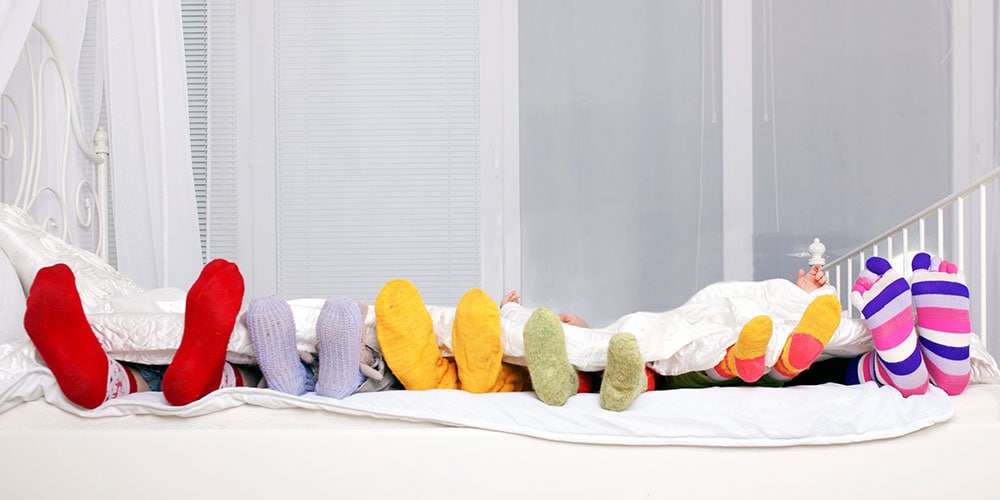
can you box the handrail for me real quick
[824,166,1000,269]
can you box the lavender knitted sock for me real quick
[246,295,314,395]
[315,296,366,399]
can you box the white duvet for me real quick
[0,202,997,446]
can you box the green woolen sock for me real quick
[599,333,646,412]
[524,307,578,406]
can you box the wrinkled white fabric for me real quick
[0,339,958,446]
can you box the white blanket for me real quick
[0,339,956,446]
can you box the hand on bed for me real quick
[796,265,828,292]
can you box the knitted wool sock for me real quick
[24,264,138,408]
[316,296,366,399]
[374,279,458,390]
[246,295,314,395]
[709,315,773,383]
[911,253,971,395]
[847,256,929,397]
[524,307,578,406]
[452,288,506,393]
[599,333,646,412]
[770,295,841,381]
[162,259,245,406]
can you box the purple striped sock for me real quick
[848,257,928,397]
[911,253,971,395]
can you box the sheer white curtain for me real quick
[519,1,722,327]
[102,0,202,289]
[0,0,40,90]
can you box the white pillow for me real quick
[0,247,28,345]
[0,203,144,312]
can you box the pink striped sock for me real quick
[910,253,971,395]
[849,257,928,397]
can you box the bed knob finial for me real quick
[808,238,826,266]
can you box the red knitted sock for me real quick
[24,264,112,409]
[162,259,245,406]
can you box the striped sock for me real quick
[708,315,772,383]
[316,296,366,399]
[911,253,971,395]
[374,279,458,390]
[848,256,928,397]
[247,295,314,395]
[770,295,841,381]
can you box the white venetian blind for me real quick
[274,0,482,304]
[181,0,239,263]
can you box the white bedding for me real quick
[0,201,997,447]
[0,338,956,446]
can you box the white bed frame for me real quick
[3,20,1000,500]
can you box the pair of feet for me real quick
[246,295,383,399]
[23,260,245,408]
[523,308,647,411]
[849,252,971,396]
[374,279,529,393]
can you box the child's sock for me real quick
[217,362,245,388]
[770,295,841,381]
[162,259,245,406]
[374,279,458,390]
[452,288,507,393]
[524,307,578,406]
[911,253,971,395]
[246,295,314,395]
[315,296,366,399]
[599,333,646,412]
[848,256,928,397]
[708,315,772,383]
[24,264,136,408]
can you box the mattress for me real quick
[1,383,999,498]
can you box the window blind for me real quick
[181,0,239,263]
[274,0,482,304]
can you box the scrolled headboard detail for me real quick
[1,21,110,262]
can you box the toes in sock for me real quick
[163,259,245,406]
[374,279,458,390]
[911,252,971,395]
[316,296,366,399]
[24,264,125,408]
[848,256,928,397]
[247,295,313,395]
[524,308,578,406]
[599,333,646,412]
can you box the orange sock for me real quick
[374,279,458,390]
[771,295,841,380]
[712,315,773,383]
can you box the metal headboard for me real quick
[1,21,110,261]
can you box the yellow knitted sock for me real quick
[772,295,841,380]
[713,315,772,383]
[452,288,507,393]
[374,279,458,390]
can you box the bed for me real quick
[4,20,1000,500]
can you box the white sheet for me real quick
[0,338,956,446]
